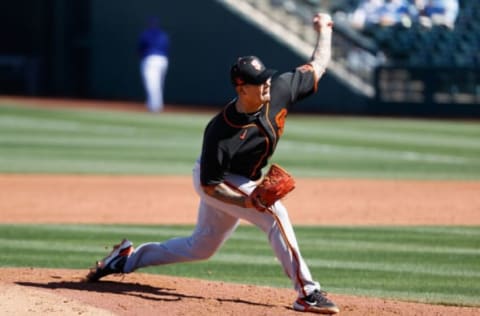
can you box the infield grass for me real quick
[0,224,479,307]
[0,102,479,178]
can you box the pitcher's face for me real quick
[244,78,272,105]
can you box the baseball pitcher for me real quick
[87,13,338,315]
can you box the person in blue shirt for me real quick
[138,17,170,112]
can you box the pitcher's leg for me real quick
[266,202,320,297]
[218,171,321,297]
[124,201,239,273]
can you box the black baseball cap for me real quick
[230,56,277,86]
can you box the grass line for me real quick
[0,224,479,306]
[1,103,480,178]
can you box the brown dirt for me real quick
[1,175,480,316]
[1,97,479,315]
[1,175,480,226]
[1,268,479,316]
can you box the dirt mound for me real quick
[1,268,478,316]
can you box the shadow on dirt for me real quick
[16,280,278,308]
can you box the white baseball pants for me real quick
[123,160,321,298]
[140,54,168,112]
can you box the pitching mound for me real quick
[1,268,479,316]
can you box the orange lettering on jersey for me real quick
[275,109,288,136]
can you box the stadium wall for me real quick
[2,1,478,117]
[88,0,367,113]
[0,0,366,114]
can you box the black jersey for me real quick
[200,64,319,186]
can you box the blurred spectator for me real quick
[415,0,459,29]
[377,0,413,27]
[350,0,414,30]
[350,0,385,29]
[138,17,170,113]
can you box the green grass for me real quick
[0,224,479,307]
[1,101,479,308]
[1,103,479,179]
